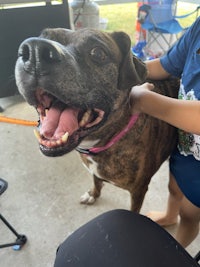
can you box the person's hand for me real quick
[130,83,155,114]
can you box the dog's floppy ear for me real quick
[111,31,147,90]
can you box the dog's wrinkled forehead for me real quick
[39,27,147,88]
[40,28,124,59]
[40,28,76,45]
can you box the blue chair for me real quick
[138,0,200,56]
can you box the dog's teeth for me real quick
[61,132,69,143]
[34,130,69,147]
[45,109,49,116]
[56,139,62,146]
[45,140,51,147]
[34,129,42,142]
[79,110,92,127]
[51,140,57,147]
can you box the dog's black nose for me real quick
[18,37,63,75]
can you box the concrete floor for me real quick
[0,95,199,267]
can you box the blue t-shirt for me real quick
[161,17,200,160]
[160,17,200,207]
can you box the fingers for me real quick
[129,83,155,114]
[136,82,154,91]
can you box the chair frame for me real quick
[139,0,200,56]
[0,178,27,250]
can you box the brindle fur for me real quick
[81,78,179,212]
[15,28,179,212]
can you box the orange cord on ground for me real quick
[0,115,38,126]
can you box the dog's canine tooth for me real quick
[79,110,92,127]
[45,108,49,116]
[61,132,69,143]
[34,129,42,142]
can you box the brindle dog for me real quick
[15,28,179,212]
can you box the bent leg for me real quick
[147,172,183,226]
[54,210,198,267]
[177,197,200,248]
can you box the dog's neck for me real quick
[76,114,139,156]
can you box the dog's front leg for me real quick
[80,175,103,205]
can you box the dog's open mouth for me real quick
[34,88,105,156]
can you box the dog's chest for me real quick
[78,139,104,179]
[80,154,117,186]
[80,154,102,179]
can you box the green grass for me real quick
[99,3,138,44]
[99,2,199,45]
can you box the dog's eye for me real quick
[90,47,107,63]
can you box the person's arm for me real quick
[145,58,170,80]
[130,83,200,135]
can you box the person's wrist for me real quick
[129,90,142,114]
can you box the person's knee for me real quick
[168,174,183,200]
[179,199,200,223]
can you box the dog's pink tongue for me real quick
[40,107,79,139]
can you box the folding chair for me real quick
[0,178,27,250]
[138,0,200,57]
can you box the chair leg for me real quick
[149,31,171,53]
[0,213,27,250]
[194,251,200,263]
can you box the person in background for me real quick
[130,16,200,248]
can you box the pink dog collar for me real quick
[76,114,139,155]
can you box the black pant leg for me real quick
[54,209,198,267]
